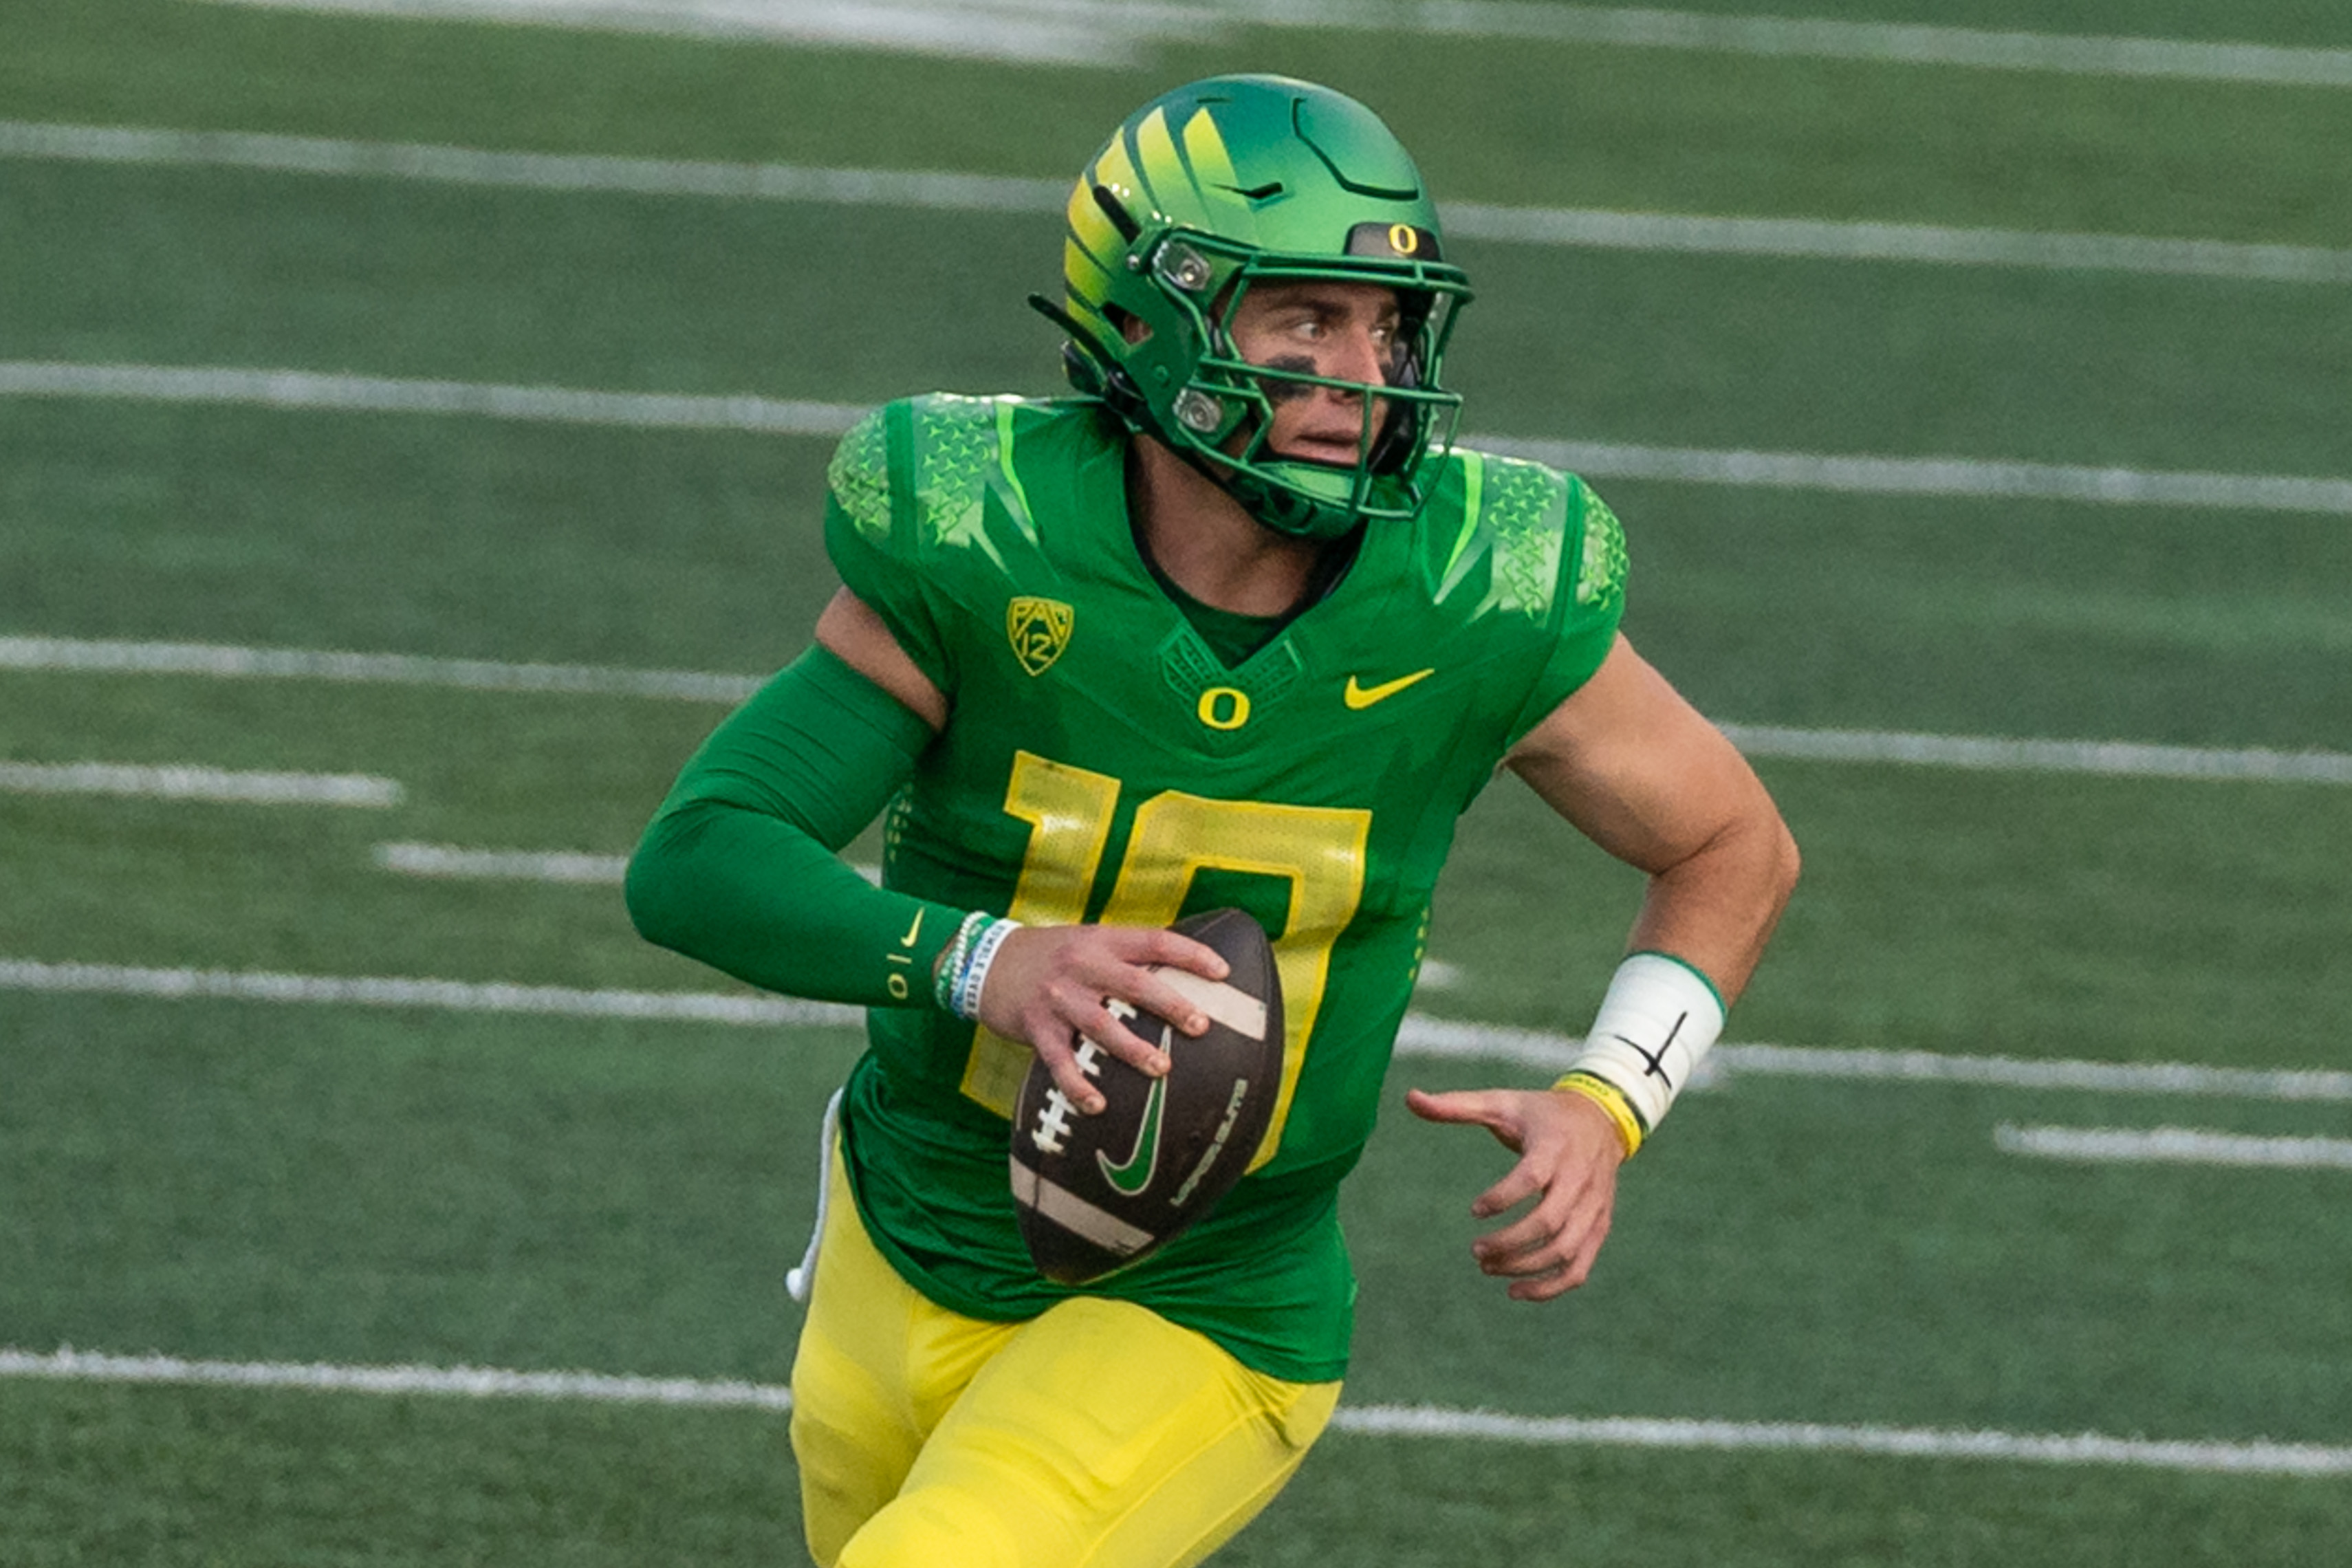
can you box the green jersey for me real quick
[824,393,1626,1382]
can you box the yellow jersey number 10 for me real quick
[959,750,1370,1173]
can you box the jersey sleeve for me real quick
[1501,473,1629,745]
[822,400,959,694]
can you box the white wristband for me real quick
[952,916,1023,1023]
[1564,952,1725,1133]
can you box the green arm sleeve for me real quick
[624,643,966,1009]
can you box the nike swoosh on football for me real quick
[1100,1032,1170,1197]
[1344,668,1436,709]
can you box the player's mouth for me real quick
[1252,356,1384,466]
[1271,429,1365,466]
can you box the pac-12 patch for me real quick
[1007,596,1074,676]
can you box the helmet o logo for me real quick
[1197,686,1250,730]
[1388,224,1419,255]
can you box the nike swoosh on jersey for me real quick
[1343,668,1436,709]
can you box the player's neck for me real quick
[1128,437,1329,618]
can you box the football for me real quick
[1010,908,1285,1285]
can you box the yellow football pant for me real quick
[790,1147,1342,1568]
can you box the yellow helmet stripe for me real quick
[1130,105,1185,216]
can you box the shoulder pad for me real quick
[1570,479,1626,613]
[825,395,1049,555]
[1480,454,1571,619]
[826,404,894,539]
[1428,449,1624,622]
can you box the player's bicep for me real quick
[816,587,949,732]
[1503,634,1767,875]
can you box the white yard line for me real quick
[0,761,401,807]
[375,842,632,883]
[1252,2,2352,89]
[10,363,2352,519]
[1413,958,1463,992]
[9,121,2352,285]
[5,1347,2345,1474]
[0,958,862,1030]
[1330,1403,2352,1476]
[5,957,2348,1106]
[8,634,2349,786]
[1439,205,2352,284]
[186,0,2352,88]
[1715,1045,2352,1104]
[0,633,765,702]
[372,841,880,885]
[1713,726,2352,785]
[0,1347,796,1410]
[1472,434,2352,514]
[1996,1123,2352,1170]
[0,359,871,437]
[0,119,1067,210]
[194,0,1218,65]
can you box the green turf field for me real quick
[4,3,2349,1563]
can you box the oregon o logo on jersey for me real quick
[1197,687,1250,730]
[1007,597,1075,676]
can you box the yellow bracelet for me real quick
[1551,1071,1644,1159]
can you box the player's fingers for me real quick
[1404,1087,1521,1138]
[1100,925,1230,981]
[1053,934,1220,1039]
[1507,1210,1615,1300]
[1559,1209,1614,1287]
[1479,1214,1599,1286]
[1483,1230,1581,1292]
[1472,1186,1574,1258]
[1119,930,1232,982]
[1468,1156,1547,1221]
[1507,1265,1584,1303]
[1104,964,1224,1040]
[1472,1153,1591,1256]
[1051,987,1173,1080]
[1474,1137,1599,1244]
[1099,939,1232,1037]
[1490,1190,1615,1299]
[1025,1028,1107,1115]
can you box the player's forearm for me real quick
[626,801,961,1008]
[1559,807,1795,1140]
[624,642,965,1008]
[1622,803,1799,1005]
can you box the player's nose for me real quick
[1321,325,1389,395]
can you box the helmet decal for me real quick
[1346,222,1441,260]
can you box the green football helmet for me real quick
[1034,75,1474,541]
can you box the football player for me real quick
[628,74,1798,1568]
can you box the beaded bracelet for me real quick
[930,910,992,1014]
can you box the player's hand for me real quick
[1403,1085,1626,1301]
[977,924,1231,1114]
